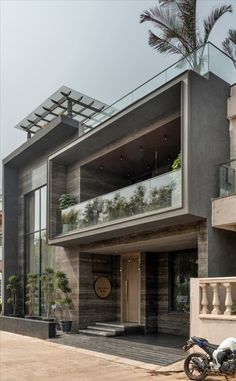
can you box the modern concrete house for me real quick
[2,43,236,338]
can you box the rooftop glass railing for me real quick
[219,159,236,197]
[60,169,182,235]
[83,43,236,129]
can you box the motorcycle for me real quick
[183,336,236,380]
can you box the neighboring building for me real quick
[0,193,2,300]
[2,43,236,337]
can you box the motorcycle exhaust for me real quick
[192,357,206,370]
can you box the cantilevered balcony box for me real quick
[47,69,231,258]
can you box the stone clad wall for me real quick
[157,253,189,336]
[79,253,120,329]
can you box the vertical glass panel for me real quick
[25,190,40,233]
[170,250,198,313]
[25,275,40,317]
[26,233,40,274]
[40,186,47,230]
[41,230,55,272]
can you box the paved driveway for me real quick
[0,331,226,381]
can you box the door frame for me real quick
[120,252,141,324]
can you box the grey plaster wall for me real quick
[189,72,236,276]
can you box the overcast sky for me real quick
[0,0,236,172]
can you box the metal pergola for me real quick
[15,86,116,137]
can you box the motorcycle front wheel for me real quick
[184,353,209,381]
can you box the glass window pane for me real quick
[41,230,55,272]
[26,233,40,274]
[40,187,47,230]
[170,250,197,313]
[25,190,40,233]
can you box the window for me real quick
[170,249,197,313]
[25,186,55,315]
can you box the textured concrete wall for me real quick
[189,72,236,277]
[79,253,120,329]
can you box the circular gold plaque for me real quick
[94,277,111,299]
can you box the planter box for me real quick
[0,315,56,339]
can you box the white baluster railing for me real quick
[199,277,236,319]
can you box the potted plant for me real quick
[58,193,77,210]
[61,209,78,233]
[40,268,55,321]
[25,273,38,318]
[172,152,181,171]
[55,271,74,333]
[6,275,20,316]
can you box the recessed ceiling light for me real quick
[120,155,123,161]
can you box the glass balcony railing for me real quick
[60,169,182,235]
[83,43,236,130]
[219,159,236,197]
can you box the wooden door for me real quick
[122,253,140,323]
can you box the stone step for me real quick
[95,322,125,331]
[79,329,115,337]
[87,325,124,334]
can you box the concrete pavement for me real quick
[0,331,227,381]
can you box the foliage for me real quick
[40,268,55,320]
[129,185,147,215]
[140,0,232,68]
[106,193,128,220]
[222,29,236,67]
[55,271,74,321]
[82,197,105,226]
[6,275,20,316]
[149,184,173,209]
[172,152,181,171]
[59,194,77,210]
[62,209,78,226]
[26,273,38,317]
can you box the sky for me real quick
[0,0,236,172]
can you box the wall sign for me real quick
[94,277,111,299]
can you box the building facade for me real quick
[2,43,236,336]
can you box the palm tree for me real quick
[222,29,236,66]
[140,0,232,68]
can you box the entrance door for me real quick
[122,253,140,323]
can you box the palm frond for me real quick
[177,0,197,49]
[148,30,185,56]
[222,29,236,65]
[140,4,192,54]
[203,5,232,43]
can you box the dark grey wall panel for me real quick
[3,165,20,314]
[79,253,120,329]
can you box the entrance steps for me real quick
[79,322,144,337]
